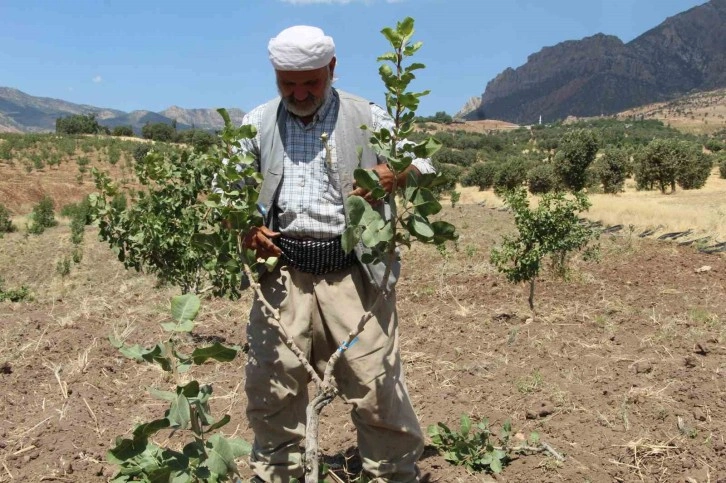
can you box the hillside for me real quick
[0,87,245,134]
[467,0,726,124]
[616,88,726,134]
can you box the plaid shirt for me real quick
[239,88,434,239]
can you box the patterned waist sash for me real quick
[276,236,357,275]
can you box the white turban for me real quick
[268,26,335,71]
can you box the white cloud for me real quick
[92,75,103,83]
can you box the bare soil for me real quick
[1,201,725,483]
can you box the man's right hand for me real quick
[242,226,282,259]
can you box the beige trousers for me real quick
[245,263,423,483]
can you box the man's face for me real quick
[276,61,334,118]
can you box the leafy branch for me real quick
[106,294,249,482]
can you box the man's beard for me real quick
[280,76,333,118]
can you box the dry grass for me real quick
[449,167,726,243]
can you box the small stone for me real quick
[684,356,698,368]
[682,458,694,469]
[693,408,707,421]
[695,265,711,273]
[634,361,653,374]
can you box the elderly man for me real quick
[239,25,433,483]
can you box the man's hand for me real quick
[350,164,420,204]
[242,226,282,259]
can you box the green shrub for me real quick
[133,144,152,163]
[677,150,712,190]
[527,163,557,194]
[718,154,726,179]
[112,125,134,137]
[594,147,629,194]
[56,256,71,277]
[27,196,58,235]
[60,196,93,224]
[0,204,15,234]
[494,158,529,195]
[431,162,463,194]
[462,162,497,191]
[0,280,32,302]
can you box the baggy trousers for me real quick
[245,263,424,482]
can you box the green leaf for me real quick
[353,168,381,192]
[171,294,200,324]
[205,434,238,476]
[380,27,402,47]
[408,214,434,240]
[490,457,503,474]
[148,387,177,402]
[191,343,239,364]
[376,52,397,62]
[398,17,415,38]
[178,380,201,398]
[460,414,471,437]
[412,188,441,217]
[216,108,231,128]
[346,195,368,225]
[168,393,192,429]
[132,418,170,439]
[431,221,458,244]
[341,225,362,254]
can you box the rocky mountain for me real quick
[467,0,726,124]
[0,87,244,133]
[454,97,482,119]
[160,106,245,131]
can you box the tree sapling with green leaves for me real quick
[490,187,598,312]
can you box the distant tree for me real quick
[27,196,57,235]
[56,113,103,135]
[175,129,218,152]
[416,111,453,124]
[494,158,529,195]
[112,125,134,137]
[593,147,629,194]
[432,147,477,167]
[553,129,599,192]
[142,122,175,142]
[430,162,463,194]
[676,148,712,190]
[718,153,726,179]
[462,162,497,191]
[634,138,710,193]
[704,138,724,153]
[527,163,558,194]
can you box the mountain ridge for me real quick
[466,0,726,124]
[0,87,245,133]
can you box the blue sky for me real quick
[0,0,707,116]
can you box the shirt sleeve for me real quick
[370,104,436,175]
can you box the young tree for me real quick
[553,129,599,192]
[112,125,134,137]
[634,138,709,193]
[141,122,176,142]
[463,161,497,191]
[56,113,104,135]
[527,163,558,194]
[490,188,597,311]
[594,147,629,194]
